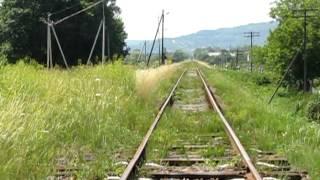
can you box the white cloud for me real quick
[116,0,274,40]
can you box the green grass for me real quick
[202,67,320,178]
[146,70,225,164]
[0,61,182,179]
[2,60,319,178]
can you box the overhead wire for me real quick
[50,3,82,16]
[54,0,103,25]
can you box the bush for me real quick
[0,54,8,67]
[255,75,272,86]
[307,98,320,123]
[17,57,43,69]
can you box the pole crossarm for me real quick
[54,0,103,25]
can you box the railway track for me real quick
[115,68,309,180]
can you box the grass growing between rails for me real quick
[0,61,182,179]
[202,68,320,178]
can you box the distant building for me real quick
[208,52,221,57]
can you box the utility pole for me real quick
[235,49,239,70]
[158,38,161,65]
[47,13,52,69]
[107,28,111,62]
[144,41,147,63]
[147,13,163,66]
[161,10,165,65]
[235,49,244,70]
[244,32,259,72]
[293,8,317,92]
[102,0,106,64]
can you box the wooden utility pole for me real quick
[144,41,147,63]
[293,8,317,92]
[244,32,259,72]
[147,14,163,66]
[235,49,243,70]
[158,38,161,65]
[161,10,165,65]
[47,13,52,69]
[102,0,106,64]
[107,28,110,61]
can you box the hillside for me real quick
[127,21,278,53]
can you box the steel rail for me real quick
[197,69,262,180]
[120,70,186,180]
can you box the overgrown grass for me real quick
[0,61,182,179]
[202,67,320,178]
[135,63,179,100]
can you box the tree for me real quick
[0,0,128,66]
[264,0,320,86]
[252,46,267,65]
[194,48,209,60]
[173,49,189,62]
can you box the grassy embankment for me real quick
[202,66,320,178]
[0,61,181,179]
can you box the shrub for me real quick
[255,75,272,86]
[307,98,320,123]
[0,54,8,67]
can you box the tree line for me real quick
[0,0,128,66]
[194,0,320,90]
[255,0,320,89]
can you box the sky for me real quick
[116,0,275,40]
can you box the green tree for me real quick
[194,48,209,60]
[173,49,189,62]
[264,0,320,85]
[252,46,267,65]
[0,0,128,66]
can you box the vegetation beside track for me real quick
[146,70,224,163]
[0,62,181,179]
[202,67,320,178]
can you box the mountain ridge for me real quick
[127,21,278,53]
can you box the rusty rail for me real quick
[120,71,186,180]
[197,69,262,180]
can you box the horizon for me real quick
[125,20,276,41]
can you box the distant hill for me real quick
[127,21,278,53]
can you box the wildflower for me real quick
[40,130,50,133]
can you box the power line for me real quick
[54,0,103,25]
[51,3,82,16]
[42,0,108,69]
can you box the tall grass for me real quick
[135,63,179,100]
[0,60,184,179]
[0,62,158,178]
[202,67,320,178]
